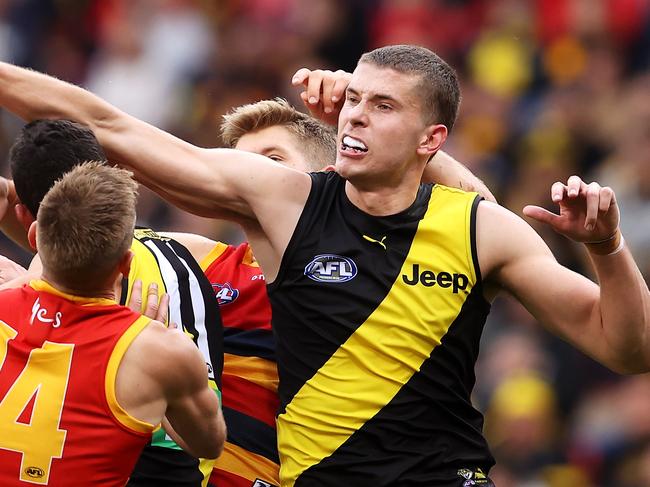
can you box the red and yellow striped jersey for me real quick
[202,242,279,487]
[0,280,154,487]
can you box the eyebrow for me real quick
[346,87,402,106]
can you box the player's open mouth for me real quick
[341,135,368,154]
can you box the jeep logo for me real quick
[24,466,45,479]
[402,264,469,293]
[304,254,357,283]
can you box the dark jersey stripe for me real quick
[223,407,280,464]
[223,327,276,361]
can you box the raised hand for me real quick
[291,68,351,126]
[522,175,620,247]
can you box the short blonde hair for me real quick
[37,162,138,288]
[221,98,336,171]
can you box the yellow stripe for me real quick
[277,187,477,485]
[199,242,230,271]
[29,280,116,306]
[199,457,217,487]
[105,315,156,434]
[223,353,278,392]
[213,441,280,484]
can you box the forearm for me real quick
[589,243,650,373]
[425,151,496,202]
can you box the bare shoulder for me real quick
[476,201,554,282]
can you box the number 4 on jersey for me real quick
[0,320,74,485]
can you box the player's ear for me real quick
[416,124,447,159]
[118,249,135,278]
[15,203,36,232]
[27,220,38,250]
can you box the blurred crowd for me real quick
[1,1,649,485]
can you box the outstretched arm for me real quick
[0,62,310,272]
[480,176,650,374]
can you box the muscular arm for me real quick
[118,322,226,459]
[479,202,650,374]
[0,62,310,275]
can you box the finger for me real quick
[127,279,143,312]
[551,181,566,203]
[599,186,614,213]
[291,67,311,86]
[156,293,170,323]
[331,70,351,103]
[522,205,563,227]
[584,182,601,230]
[566,175,583,198]
[142,282,160,319]
[321,71,336,114]
[306,70,324,105]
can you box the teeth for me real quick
[343,136,367,151]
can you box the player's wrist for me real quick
[584,228,624,255]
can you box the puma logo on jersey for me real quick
[305,254,357,283]
[211,282,239,305]
[402,264,469,293]
[30,297,63,327]
[362,234,387,250]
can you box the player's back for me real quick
[124,228,224,487]
[0,281,155,487]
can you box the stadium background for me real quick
[0,1,649,485]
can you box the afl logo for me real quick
[24,466,44,479]
[212,282,239,305]
[304,254,357,283]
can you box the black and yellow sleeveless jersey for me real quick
[268,172,494,487]
[121,228,223,487]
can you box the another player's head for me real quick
[337,45,460,182]
[34,162,137,294]
[9,119,107,223]
[221,98,336,172]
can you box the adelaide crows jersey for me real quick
[202,242,280,487]
[268,172,494,486]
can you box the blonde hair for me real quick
[37,162,138,288]
[221,98,336,171]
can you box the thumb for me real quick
[522,205,562,227]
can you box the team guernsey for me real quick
[201,242,280,487]
[123,228,224,487]
[268,171,494,486]
[0,280,154,486]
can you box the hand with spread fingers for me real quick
[291,67,351,126]
[127,279,170,323]
[523,175,622,254]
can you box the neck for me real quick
[40,271,119,300]
[343,159,427,216]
